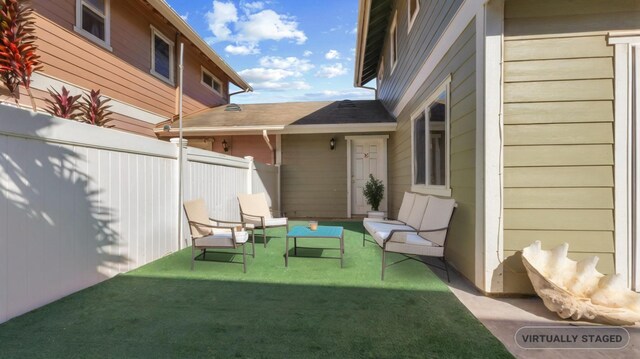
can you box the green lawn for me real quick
[0,221,512,358]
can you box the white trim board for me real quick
[31,73,168,125]
[158,123,397,137]
[392,0,485,117]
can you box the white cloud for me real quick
[239,68,296,82]
[258,56,314,74]
[303,50,313,57]
[325,50,341,60]
[206,1,238,42]
[180,12,189,21]
[316,63,347,78]
[225,43,260,55]
[236,10,307,44]
[243,1,265,12]
[252,80,311,90]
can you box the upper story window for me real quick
[390,12,398,73]
[75,0,111,50]
[407,0,420,33]
[150,26,174,84]
[411,77,451,196]
[201,67,223,95]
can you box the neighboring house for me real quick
[4,0,250,137]
[157,100,396,218]
[355,0,640,294]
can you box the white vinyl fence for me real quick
[0,105,279,324]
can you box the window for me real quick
[411,78,450,195]
[201,67,223,95]
[150,26,174,84]
[75,0,111,49]
[390,12,398,72]
[407,0,420,33]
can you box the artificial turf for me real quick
[0,221,513,358]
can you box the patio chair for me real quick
[237,192,288,248]
[378,196,456,281]
[184,198,255,272]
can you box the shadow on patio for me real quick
[0,221,512,358]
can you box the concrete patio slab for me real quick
[442,268,640,358]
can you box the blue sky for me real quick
[165,0,374,104]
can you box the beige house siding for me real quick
[281,134,348,218]
[19,0,230,136]
[502,0,639,293]
[388,21,476,281]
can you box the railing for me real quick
[0,105,278,324]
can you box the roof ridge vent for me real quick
[225,103,242,112]
[338,99,356,108]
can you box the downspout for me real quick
[262,129,275,164]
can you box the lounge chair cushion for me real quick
[195,229,249,247]
[405,195,429,229]
[364,221,415,246]
[264,217,288,227]
[184,199,213,238]
[238,193,273,220]
[396,192,416,224]
[385,233,444,257]
[418,196,456,246]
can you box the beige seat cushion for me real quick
[238,193,273,220]
[386,233,444,257]
[184,199,213,238]
[405,195,429,229]
[195,230,249,247]
[396,192,416,224]
[418,196,456,246]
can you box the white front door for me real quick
[350,138,386,215]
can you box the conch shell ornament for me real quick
[522,241,640,325]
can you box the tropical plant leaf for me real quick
[80,89,114,127]
[44,86,81,119]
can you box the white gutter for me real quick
[147,0,252,92]
[156,122,397,136]
[262,129,275,164]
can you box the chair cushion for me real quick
[418,196,456,246]
[386,234,444,257]
[264,217,288,227]
[195,230,249,247]
[183,199,212,238]
[405,195,429,229]
[238,193,273,220]
[365,222,415,246]
[396,192,416,224]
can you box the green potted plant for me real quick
[363,174,385,219]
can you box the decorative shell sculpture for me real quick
[522,241,640,326]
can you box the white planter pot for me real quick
[367,211,385,219]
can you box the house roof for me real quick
[146,0,252,92]
[155,100,396,136]
[354,0,393,87]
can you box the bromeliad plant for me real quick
[80,89,113,127]
[44,86,81,120]
[363,174,385,212]
[0,0,42,111]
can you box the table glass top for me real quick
[287,225,343,238]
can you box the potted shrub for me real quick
[363,174,385,219]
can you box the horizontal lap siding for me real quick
[281,135,348,218]
[389,20,476,281]
[29,0,228,126]
[377,0,464,111]
[502,0,640,293]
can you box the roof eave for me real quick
[146,0,252,92]
[155,122,397,137]
[354,0,372,88]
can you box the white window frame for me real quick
[150,26,175,85]
[389,11,398,74]
[407,0,420,33]
[200,67,223,96]
[410,76,451,197]
[74,0,112,51]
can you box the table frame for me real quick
[285,226,344,268]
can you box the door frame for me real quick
[346,135,389,218]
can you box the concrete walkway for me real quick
[440,268,640,358]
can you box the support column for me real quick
[171,138,188,250]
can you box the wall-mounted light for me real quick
[330,137,335,150]
[163,124,171,132]
[222,139,229,152]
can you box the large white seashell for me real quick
[522,241,640,326]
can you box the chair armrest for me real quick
[210,218,246,226]
[189,220,242,232]
[382,228,447,244]
[240,212,265,220]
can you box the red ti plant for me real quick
[44,86,81,120]
[80,89,113,127]
[0,0,43,111]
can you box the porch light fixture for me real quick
[222,139,229,152]
[330,137,336,150]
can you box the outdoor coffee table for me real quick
[285,225,344,268]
